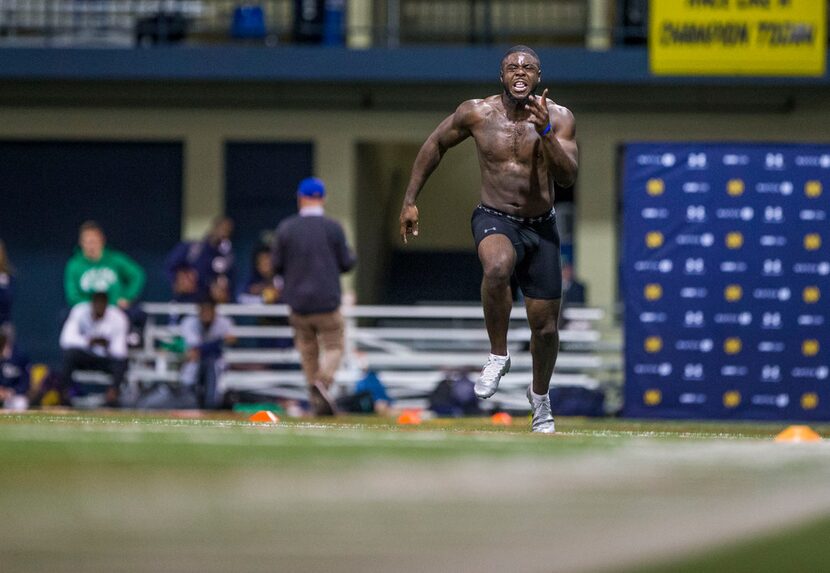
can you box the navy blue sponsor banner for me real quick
[623,143,830,420]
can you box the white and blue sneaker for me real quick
[474,353,511,399]
[527,387,556,433]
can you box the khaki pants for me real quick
[289,310,345,388]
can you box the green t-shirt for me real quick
[64,247,146,306]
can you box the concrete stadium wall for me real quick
[2,99,829,308]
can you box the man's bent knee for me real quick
[480,245,515,282]
[482,257,513,284]
[531,321,560,343]
[478,235,515,283]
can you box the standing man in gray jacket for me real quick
[273,177,357,416]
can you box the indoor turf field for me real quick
[1,411,829,573]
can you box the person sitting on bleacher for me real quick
[64,221,146,313]
[237,244,283,305]
[179,297,235,409]
[0,239,15,330]
[59,291,129,407]
[0,324,30,411]
[165,216,236,304]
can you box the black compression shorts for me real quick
[470,203,563,300]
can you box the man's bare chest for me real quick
[474,116,542,164]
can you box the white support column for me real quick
[182,134,224,240]
[316,135,357,294]
[347,0,373,48]
[587,0,612,50]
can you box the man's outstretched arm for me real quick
[399,101,477,243]
[527,89,578,188]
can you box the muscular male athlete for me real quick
[399,45,578,433]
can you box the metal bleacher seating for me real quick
[132,302,622,411]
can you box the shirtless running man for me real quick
[399,45,578,433]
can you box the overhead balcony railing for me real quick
[0,0,609,48]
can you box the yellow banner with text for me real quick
[650,0,826,76]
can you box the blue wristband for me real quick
[541,123,552,136]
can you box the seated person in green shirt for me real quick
[64,221,146,315]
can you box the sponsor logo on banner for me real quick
[683,363,704,381]
[634,259,674,273]
[720,261,748,273]
[798,314,825,326]
[715,312,753,326]
[683,182,710,194]
[794,262,830,276]
[676,233,714,247]
[716,207,754,221]
[727,179,745,196]
[642,207,670,219]
[646,178,665,196]
[639,312,668,323]
[760,235,787,247]
[792,366,829,380]
[634,363,673,376]
[803,286,821,303]
[723,154,750,166]
[724,337,743,355]
[804,233,822,251]
[724,284,743,302]
[683,310,705,328]
[759,341,786,353]
[687,153,708,169]
[681,287,708,299]
[646,232,665,249]
[795,155,830,168]
[721,365,748,377]
[802,339,820,357]
[800,209,827,221]
[805,180,823,198]
[644,336,663,353]
[761,312,783,329]
[753,287,791,301]
[644,389,662,406]
[685,258,706,275]
[801,393,820,411]
[725,232,744,249]
[638,154,676,167]
[723,391,741,409]
[762,259,784,277]
[675,338,714,353]
[764,153,785,171]
[763,206,784,223]
[686,205,707,222]
[751,394,789,408]
[761,365,782,382]
[644,283,663,301]
[679,393,707,405]
[756,181,793,195]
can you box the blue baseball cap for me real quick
[297,177,325,198]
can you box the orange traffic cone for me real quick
[774,425,821,443]
[491,412,513,425]
[397,409,422,425]
[249,410,280,423]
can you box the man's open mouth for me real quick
[513,81,528,93]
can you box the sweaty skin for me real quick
[398,50,579,400]
[399,51,578,240]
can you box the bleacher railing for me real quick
[137,302,622,411]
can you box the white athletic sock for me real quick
[530,389,549,403]
[489,352,509,363]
